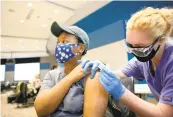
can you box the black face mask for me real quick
[133,45,160,62]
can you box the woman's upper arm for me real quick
[84,72,109,117]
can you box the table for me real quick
[134,84,151,99]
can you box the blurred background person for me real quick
[15,81,28,108]
[29,74,42,94]
[51,64,57,70]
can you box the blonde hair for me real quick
[126,7,173,38]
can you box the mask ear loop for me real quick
[152,35,166,52]
[150,35,162,48]
[71,44,81,56]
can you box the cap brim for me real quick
[51,21,75,37]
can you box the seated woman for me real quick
[34,21,109,117]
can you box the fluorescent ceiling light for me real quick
[20,20,24,23]
[54,10,59,14]
[28,3,32,7]
[40,24,48,28]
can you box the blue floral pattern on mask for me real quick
[55,44,80,63]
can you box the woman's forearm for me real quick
[119,89,165,117]
[34,75,75,117]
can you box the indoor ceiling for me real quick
[1,0,110,58]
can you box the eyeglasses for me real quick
[124,36,163,57]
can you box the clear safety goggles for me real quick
[124,36,162,57]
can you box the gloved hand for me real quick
[100,68,126,100]
[78,60,103,79]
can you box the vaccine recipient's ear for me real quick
[72,44,86,55]
[78,44,86,54]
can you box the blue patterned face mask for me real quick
[55,44,80,63]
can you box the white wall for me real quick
[2,55,56,83]
[40,55,56,80]
[83,40,128,70]
[5,71,14,83]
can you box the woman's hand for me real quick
[79,60,103,79]
[68,63,90,83]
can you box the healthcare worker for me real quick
[82,7,173,117]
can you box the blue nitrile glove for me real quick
[99,68,126,100]
[78,60,102,79]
